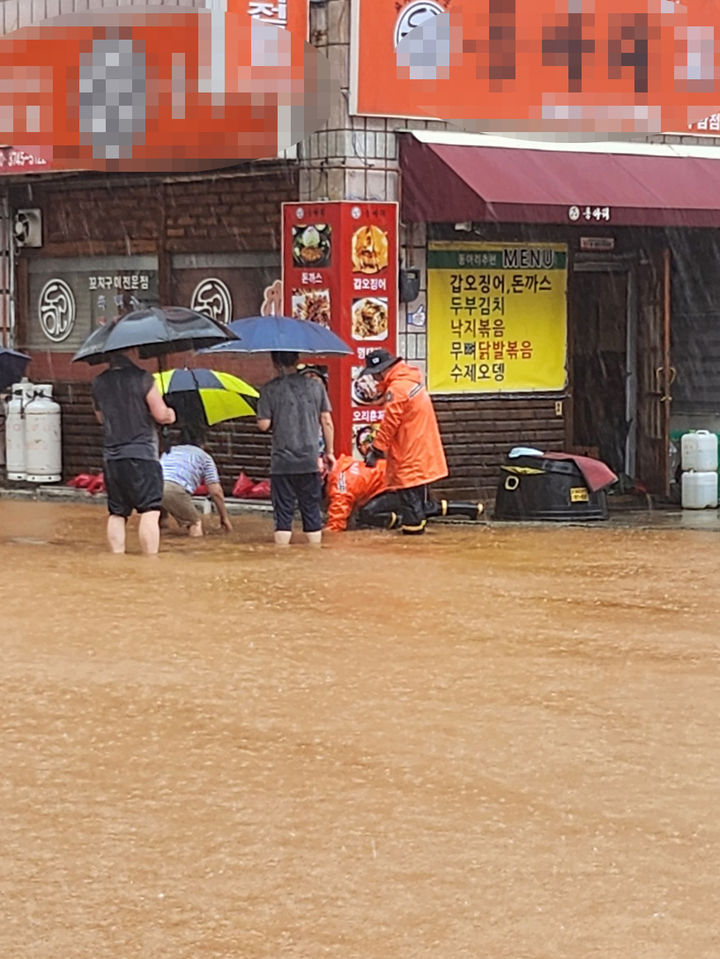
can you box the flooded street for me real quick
[1,498,719,959]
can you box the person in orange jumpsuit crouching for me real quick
[355,349,479,535]
[324,452,389,532]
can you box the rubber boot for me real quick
[443,501,485,520]
[357,509,398,530]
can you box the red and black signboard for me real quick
[282,201,399,458]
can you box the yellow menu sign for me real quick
[427,242,568,393]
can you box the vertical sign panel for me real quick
[282,201,399,456]
[342,201,398,458]
[427,241,568,393]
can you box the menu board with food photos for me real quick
[282,201,398,459]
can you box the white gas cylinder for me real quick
[681,471,718,509]
[681,430,718,472]
[25,384,62,483]
[5,380,34,481]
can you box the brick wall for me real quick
[20,182,162,257]
[434,396,566,502]
[163,175,292,255]
[12,165,297,262]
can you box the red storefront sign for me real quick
[0,146,53,175]
[351,0,720,134]
[0,0,310,172]
[282,201,399,458]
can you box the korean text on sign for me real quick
[248,2,287,27]
[427,243,568,394]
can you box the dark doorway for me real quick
[570,268,631,475]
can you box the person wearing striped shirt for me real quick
[160,428,232,536]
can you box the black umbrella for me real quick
[71,306,237,365]
[0,347,31,392]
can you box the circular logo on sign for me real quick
[351,206,362,219]
[38,278,76,342]
[191,277,233,325]
[295,206,305,219]
[568,205,581,221]
[394,1,445,49]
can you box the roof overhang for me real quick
[399,131,720,228]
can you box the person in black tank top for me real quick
[91,348,176,555]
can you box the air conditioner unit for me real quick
[14,209,43,248]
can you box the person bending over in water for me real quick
[159,426,232,537]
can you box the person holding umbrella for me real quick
[91,347,177,555]
[257,351,336,547]
[203,314,350,544]
[297,362,330,467]
[74,304,235,554]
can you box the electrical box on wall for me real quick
[399,267,420,303]
[14,209,43,248]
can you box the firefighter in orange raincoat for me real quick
[357,349,449,535]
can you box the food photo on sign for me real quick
[292,224,332,268]
[351,297,389,341]
[351,366,382,406]
[281,200,399,459]
[291,288,332,328]
[351,224,389,274]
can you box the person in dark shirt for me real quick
[91,348,176,555]
[257,351,335,546]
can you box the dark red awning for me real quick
[399,133,720,227]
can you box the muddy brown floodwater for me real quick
[1,499,719,959]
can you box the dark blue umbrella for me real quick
[204,315,352,356]
[0,348,31,392]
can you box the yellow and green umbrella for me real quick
[153,367,259,426]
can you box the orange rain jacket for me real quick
[371,361,448,490]
[325,454,388,532]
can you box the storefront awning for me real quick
[400,132,720,227]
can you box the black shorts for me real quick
[104,458,164,517]
[270,472,322,532]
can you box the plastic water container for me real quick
[681,430,718,472]
[681,471,718,509]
